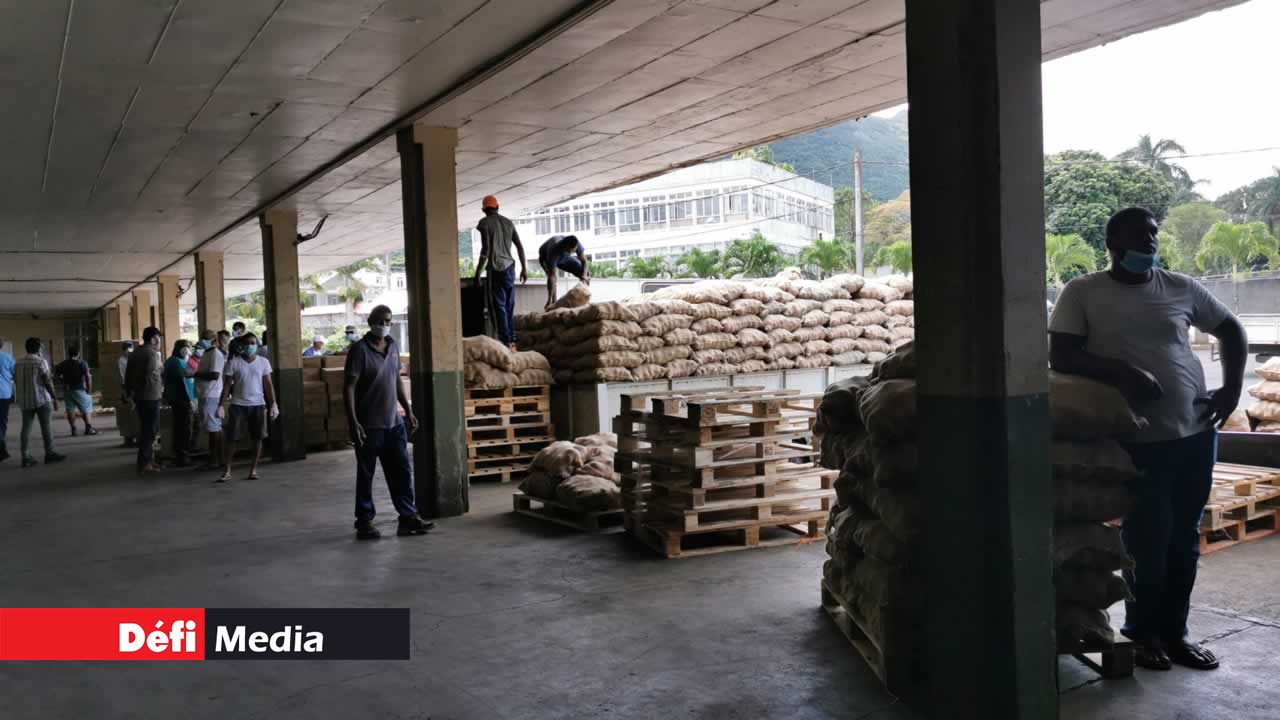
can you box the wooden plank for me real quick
[634,517,823,558]
[465,410,551,428]
[512,492,625,534]
[820,580,923,695]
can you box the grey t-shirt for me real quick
[476,212,518,272]
[1050,269,1230,443]
[345,336,403,430]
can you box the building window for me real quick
[573,204,591,232]
[619,198,641,233]
[395,277,405,289]
[669,192,694,228]
[643,195,667,229]
[593,201,616,237]
[726,186,749,221]
[696,189,721,225]
[620,249,640,258]
[534,209,552,235]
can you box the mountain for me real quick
[767,110,910,201]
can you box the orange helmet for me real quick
[482,195,499,210]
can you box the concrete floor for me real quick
[1,410,1277,719]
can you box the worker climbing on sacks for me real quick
[1049,206,1247,672]
[473,194,527,349]
[538,234,590,310]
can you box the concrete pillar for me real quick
[397,123,468,518]
[130,289,152,340]
[115,300,132,340]
[260,207,306,463]
[104,306,120,343]
[904,0,1055,717]
[157,274,180,345]
[195,251,226,333]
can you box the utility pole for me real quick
[854,148,865,275]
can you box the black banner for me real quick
[204,608,409,660]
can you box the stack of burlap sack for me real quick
[519,433,622,512]
[1243,358,1280,432]
[514,269,915,384]
[461,335,552,389]
[817,342,1145,660]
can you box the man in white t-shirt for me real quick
[194,330,230,471]
[216,332,277,482]
[1050,207,1247,672]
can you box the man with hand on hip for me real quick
[344,304,432,540]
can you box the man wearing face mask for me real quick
[124,326,165,474]
[217,332,276,482]
[163,340,197,467]
[195,330,230,471]
[1050,206,1247,672]
[344,305,432,539]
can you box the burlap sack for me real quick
[578,302,639,323]
[641,314,693,335]
[851,508,914,567]
[693,332,737,351]
[884,315,907,329]
[851,310,890,327]
[827,324,864,340]
[572,351,645,369]
[766,328,795,345]
[817,377,867,434]
[867,351,889,363]
[885,276,913,297]
[821,280,853,300]
[631,364,668,381]
[1053,523,1133,571]
[464,362,520,389]
[1249,400,1280,422]
[463,335,512,369]
[769,357,797,370]
[858,282,903,303]
[828,338,859,355]
[885,300,914,316]
[891,326,914,339]
[519,470,560,500]
[827,311,854,327]
[822,299,857,314]
[851,298,885,313]
[561,320,642,344]
[517,368,554,386]
[741,284,795,303]
[784,299,822,317]
[793,326,826,343]
[1056,480,1132,522]
[541,307,578,326]
[1049,372,1146,438]
[575,432,618,449]
[764,314,802,332]
[763,301,788,315]
[1222,408,1251,431]
[852,338,891,354]
[861,324,891,341]
[1248,381,1280,402]
[691,318,723,333]
[801,309,830,327]
[828,273,866,296]
[1259,357,1280,381]
[556,475,622,511]
[804,339,833,355]
[634,335,664,352]
[550,284,591,309]
[646,345,692,364]
[858,379,916,440]
[573,367,634,383]
[620,300,662,321]
[724,346,766,364]
[532,441,585,478]
[789,279,834,301]
[508,351,551,373]
[1053,440,1139,487]
[831,351,868,366]
[871,342,914,381]
[739,359,768,374]
[729,298,765,316]
[515,314,539,331]
[769,342,804,359]
[1057,604,1116,651]
[669,283,730,305]
[652,299,698,316]
[722,314,764,332]
[795,354,832,368]
[666,359,699,378]
[664,328,698,346]
[696,363,739,376]
[737,328,770,347]
[1258,421,1280,433]
[691,348,726,364]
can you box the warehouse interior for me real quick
[2,1,1276,718]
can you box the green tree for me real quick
[333,258,382,326]
[799,236,852,278]
[226,291,266,324]
[1161,202,1228,272]
[588,260,622,279]
[732,146,795,173]
[863,190,911,254]
[1044,150,1176,250]
[1196,221,1278,276]
[674,248,721,279]
[833,187,879,247]
[1116,134,1194,189]
[722,231,787,278]
[626,256,670,279]
[459,257,475,277]
[299,274,326,310]
[1044,233,1096,287]
[1217,168,1280,235]
[872,240,912,275]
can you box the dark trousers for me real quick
[1120,430,1217,645]
[170,399,192,463]
[491,265,517,345]
[20,403,53,459]
[136,399,160,470]
[0,396,10,454]
[354,423,418,523]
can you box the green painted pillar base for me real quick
[269,367,307,462]
[411,369,467,518]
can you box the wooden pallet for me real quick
[464,396,548,417]
[466,436,555,458]
[466,422,554,443]
[512,492,625,534]
[465,410,551,429]
[465,385,549,402]
[1200,510,1280,554]
[649,465,835,508]
[648,391,821,428]
[469,464,530,484]
[820,580,921,697]
[634,512,826,558]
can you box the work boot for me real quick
[397,514,434,536]
[355,521,381,540]
[45,452,66,464]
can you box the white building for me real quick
[504,158,834,271]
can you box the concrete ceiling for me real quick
[0,0,1247,314]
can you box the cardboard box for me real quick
[303,367,322,382]
[322,355,346,369]
[321,367,345,391]
[303,356,323,369]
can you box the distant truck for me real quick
[1211,314,1280,362]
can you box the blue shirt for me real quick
[0,352,14,399]
[303,346,324,357]
[163,356,194,404]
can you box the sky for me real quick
[878,0,1280,200]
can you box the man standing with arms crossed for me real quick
[1050,207,1247,671]
[473,195,527,348]
[344,304,432,540]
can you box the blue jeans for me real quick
[0,396,10,454]
[555,254,584,277]
[1120,430,1217,645]
[136,399,160,470]
[491,265,517,345]
[354,423,418,523]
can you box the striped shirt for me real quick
[14,354,53,410]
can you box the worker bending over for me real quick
[1049,206,1246,672]
[473,195,527,348]
[538,234,590,309]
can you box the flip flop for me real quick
[216,469,231,483]
[247,471,259,480]
[1134,643,1172,671]
[1166,641,1219,670]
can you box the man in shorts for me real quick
[538,234,590,309]
[195,330,229,471]
[55,343,98,436]
[216,332,277,482]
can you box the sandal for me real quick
[1134,643,1172,671]
[216,468,232,483]
[247,471,259,480]
[1166,641,1219,670]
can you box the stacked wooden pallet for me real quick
[465,385,555,483]
[1200,462,1280,553]
[622,387,833,558]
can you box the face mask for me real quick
[345,332,358,342]
[179,348,191,359]
[194,348,205,358]
[1119,249,1158,274]
[371,324,391,338]
[233,329,244,337]
[244,344,258,357]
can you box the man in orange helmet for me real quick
[474,195,527,348]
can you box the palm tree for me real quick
[299,274,326,310]
[227,291,266,324]
[722,231,787,278]
[799,237,851,279]
[1196,221,1278,310]
[626,256,670,279]
[588,260,622,279]
[1117,134,1194,192]
[333,258,382,326]
[675,248,721,279]
[1044,233,1097,287]
[872,240,913,275]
